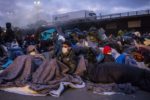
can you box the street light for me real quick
[34,0,41,5]
[34,0,41,22]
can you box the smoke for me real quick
[0,0,52,28]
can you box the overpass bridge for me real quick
[57,9,150,35]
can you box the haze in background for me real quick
[0,0,150,27]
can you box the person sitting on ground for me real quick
[9,39,24,60]
[101,46,115,62]
[57,41,79,74]
[69,32,79,46]
[56,41,100,74]
[76,34,88,47]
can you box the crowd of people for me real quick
[0,22,150,97]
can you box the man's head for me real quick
[0,26,2,34]
[6,22,12,29]
[62,41,71,54]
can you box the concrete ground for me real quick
[0,88,150,100]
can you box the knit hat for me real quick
[132,52,144,62]
[103,46,112,54]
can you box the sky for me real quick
[0,0,150,27]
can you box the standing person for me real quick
[4,22,15,43]
[0,26,4,44]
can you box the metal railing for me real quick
[52,9,150,25]
[97,9,150,20]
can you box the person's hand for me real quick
[135,44,150,51]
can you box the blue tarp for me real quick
[40,28,56,41]
[2,59,13,69]
[116,54,126,64]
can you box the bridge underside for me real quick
[58,15,150,35]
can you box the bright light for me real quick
[37,1,41,5]
[34,0,41,5]
[34,1,36,5]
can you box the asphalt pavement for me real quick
[0,88,150,100]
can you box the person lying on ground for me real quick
[85,59,150,92]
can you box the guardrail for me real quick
[52,9,150,24]
[97,9,150,20]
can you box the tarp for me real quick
[40,28,56,41]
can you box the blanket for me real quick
[0,55,86,97]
